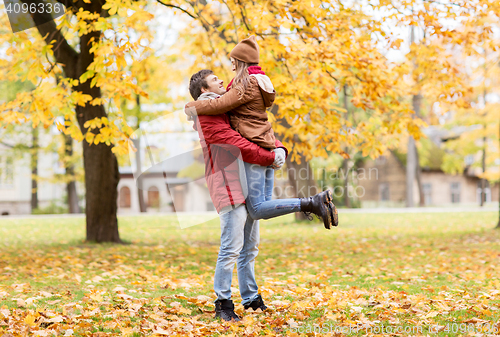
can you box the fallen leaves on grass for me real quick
[1,283,500,336]
[0,213,499,336]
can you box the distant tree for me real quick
[119,52,181,213]
[0,80,41,212]
[440,44,499,207]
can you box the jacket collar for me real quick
[227,66,266,90]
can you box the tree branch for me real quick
[21,0,79,79]
[185,0,237,44]
[0,141,14,149]
[220,0,239,42]
[156,0,198,19]
[235,0,251,32]
[324,67,338,82]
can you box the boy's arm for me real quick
[197,115,275,166]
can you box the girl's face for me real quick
[230,58,236,72]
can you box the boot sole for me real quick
[320,190,333,230]
[215,312,241,322]
[323,189,338,227]
[323,190,333,204]
[328,202,339,227]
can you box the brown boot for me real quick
[300,190,334,229]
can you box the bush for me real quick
[32,201,68,215]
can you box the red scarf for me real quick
[226,65,265,91]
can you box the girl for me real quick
[185,36,338,229]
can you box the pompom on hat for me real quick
[229,35,259,64]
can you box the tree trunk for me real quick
[31,1,120,241]
[133,138,147,212]
[408,26,424,207]
[415,142,425,207]
[497,182,500,227]
[55,71,80,214]
[135,94,147,213]
[342,85,351,208]
[480,134,487,207]
[406,136,416,207]
[30,125,38,212]
[481,51,488,208]
[76,32,120,243]
[497,179,500,227]
[67,181,80,213]
[81,140,120,242]
[342,157,350,208]
[64,133,81,213]
[406,94,425,207]
[497,115,500,229]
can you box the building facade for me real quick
[357,151,498,207]
[0,128,212,215]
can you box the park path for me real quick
[0,206,497,219]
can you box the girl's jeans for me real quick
[243,162,301,220]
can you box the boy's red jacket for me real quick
[192,113,287,213]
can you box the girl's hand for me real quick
[272,148,286,170]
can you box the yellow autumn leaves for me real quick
[0,0,498,166]
[0,0,153,156]
[0,212,498,336]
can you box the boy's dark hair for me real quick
[189,69,214,100]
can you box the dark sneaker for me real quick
[215,299,241,322]
[300,190,333,229]
[244,294,268,311]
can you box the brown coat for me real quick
[185,76,276,149]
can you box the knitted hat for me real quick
[229,35,259,64]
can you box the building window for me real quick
[0,156,14,188]
[476,181,491,204]
[379,183,390,201]
[119,186,131,208]
[148,186,160,208]
[465,155,474,166]
[450,182,461,203]
[422,183,432,206]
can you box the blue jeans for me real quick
[214,204,260,305]
[213,163,302,304]
[244,162,301,220]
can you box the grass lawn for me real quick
[0,211,499,336]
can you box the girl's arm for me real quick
[196,115,275,166]
[185,86,252,118]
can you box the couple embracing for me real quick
[184,36,339,322]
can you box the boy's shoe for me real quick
[215,299,241,322]
[300,190,334,229]
[244,294,268,311]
